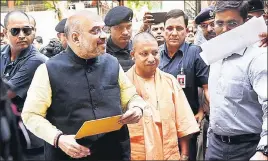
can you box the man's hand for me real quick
[140,12,154,32]
[250,151,268,160]
[195,108,204,128]
[119,106,143,124]
[58,135,90,159]
[259,32,268,47]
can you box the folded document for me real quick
[75,115,122,139]
[200,17,267,65]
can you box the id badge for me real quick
[177,74,186,88]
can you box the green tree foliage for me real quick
[126,1,154,11]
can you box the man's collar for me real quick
[17,45,33,60]
[163,41,187,58]
[1,44,33,61]
[66,46,99,65]
[107,36,132,53]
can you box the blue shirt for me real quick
[1,44,48,110]
[209,44,267,147]
[159,42,209,113]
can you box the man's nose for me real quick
[171,28,178,35]
[147,54,155,63]
[18,30,26,38]
[207,25,214,32]
[157,29,162,34]
[221,25,230,33]
[122,28,129,35]
[99,30,107,39]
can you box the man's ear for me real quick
[130,50,135,61]
[71,32,80,46]
[3,28,8,38]
[57,33,61,39]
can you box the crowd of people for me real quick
[0,0,267,161]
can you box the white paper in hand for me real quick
[200,17,267,65]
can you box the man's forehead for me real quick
[152,23,164,28]
[136,40,158,49]
[165,17,185,26]
[214,9,242,20]
[92,21,105,27]
[201,19,214,24]
[7,14,29,27]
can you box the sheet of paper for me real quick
[200,17,267,65]
[75,115,123,139]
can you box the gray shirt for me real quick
[209,44,267,147]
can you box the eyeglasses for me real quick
[9,26,33,36]
[89,26,110,35]
[214,20,239,30]
[200,21,215,29]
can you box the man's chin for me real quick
[168,41,180,46]
[120,39,130,44]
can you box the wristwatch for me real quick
[256,145,268,156]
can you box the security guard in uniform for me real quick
[105,6,134,72]
[247,0,265,19]
[195,6,216,42]
[40,19,66,58]
[194,6,217,160]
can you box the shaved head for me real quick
[131,32,159,78]
[132,32,158,51]
[28,15,36,27]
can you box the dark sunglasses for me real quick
[9,26,33,36]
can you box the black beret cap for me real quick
[55,18,67,33]
[195,6,215,24]
[104,6,133,27]
[248,0,264,12]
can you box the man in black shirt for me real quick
[104,6,134,72]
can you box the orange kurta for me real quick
[126,66,199,160]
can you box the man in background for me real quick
[105,6,134,72]
[140,12,166,46]
[1,23,8,45]
[195,6,216,43]
[33,36,43,50]
[247,0,265,20]
[150,22,165,46]
[40,18,67,58]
